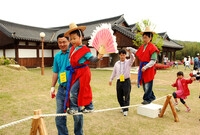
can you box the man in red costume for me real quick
[130,27,159,105]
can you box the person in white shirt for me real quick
[185,57,191,70]
[109,48,135,116]
[163,55,168,65]
[183,56,187,66]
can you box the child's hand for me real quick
[126,47,137,54]
[50,87,56,99]
[189,73,193,77]
[191,77,196,81]
[126,48,131,53]
[97,53,103,59]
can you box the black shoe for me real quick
[81,108,94,113]
[67,109,78,115]
[141,100,150,105]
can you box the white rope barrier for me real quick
[154,95,167,101]
[0,95,167,130]
[0,116,32,130]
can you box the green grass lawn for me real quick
[0,65,199,135]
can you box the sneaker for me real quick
[175,106,180,112]
[81,108,94,113]
[120,109,123,113]
[67,109,78,115]
[174,102,178,106]
[186,107,191,112]
[123,111,128,116]
[141,100,150,105]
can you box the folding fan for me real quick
[88,23,118,54]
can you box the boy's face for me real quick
[69,33,83,47]
[177,75,183,79]
[119,53,126,62]
[57,37,70,52]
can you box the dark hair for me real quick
[57,33,69,40]
[177,71,184,76]
[69,29,84,37]
[118,49,126,55]
[143,32,153,41]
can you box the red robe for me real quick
[136,42,159,83]
[172,78,193,99]
[69,45,92,106]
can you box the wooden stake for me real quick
[169,99,179,122]
[159,95,179,122]
[30,109,48,135]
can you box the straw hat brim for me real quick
[64,26,86,37]
[140,31,156,34]
[139,26,156,34]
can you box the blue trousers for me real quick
[142,80,156,103]
[56,85,83,135]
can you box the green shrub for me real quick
[0,56,16,65]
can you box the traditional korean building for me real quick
[0,14,183,68]
[158,32,183,62]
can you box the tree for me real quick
[175,40,200,60]
[132,19,163,51]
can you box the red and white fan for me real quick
[88,23,118,54]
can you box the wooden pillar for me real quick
[173,51,176,61]
[3,48,5,57]
[14,40,19,64]
[36,42,40,67]
[166,51,168,58]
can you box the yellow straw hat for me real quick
[64,22,86,37]
[140,26,155,34]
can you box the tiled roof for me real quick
[0,14,125,42]
[0,14,183,49]
[52,14,127,40]
[0,19,58,42]
[163,40,183,49]
[112,24,136,39]
[158,32,183,49]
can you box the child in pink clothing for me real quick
[172,71,195,112]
